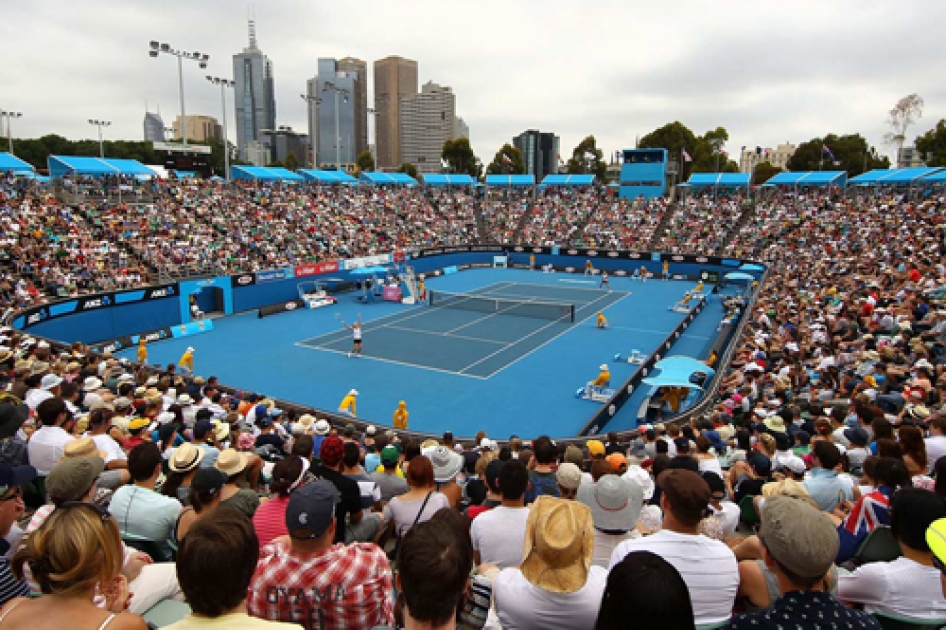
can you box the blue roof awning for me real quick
[686,172,750,188]
[0,153,34,173]
[540,174,595,186]
[485,174,536,187]
[422,174,475,186]
[641,356,716,390]
[763,171,847,187]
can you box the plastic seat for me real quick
[738,495,759,526]
[854,527,901,565]
[123,536,174,563]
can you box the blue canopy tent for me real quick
[48,156,117,178]
[849,168,946,186]
[642,356,716,389]
[299,169,359,185]
[540,174,596,186]
[231,166,283,182]
[685,172,751,190]
[918,170,946,184]
[422,174,475,187]
[0,153,34,173]
[174,171,197,179]
[739,264,765,272]
[359,172,418,186]
[763,171,847,187]
[262,167,304,182]
[485,174,535,187]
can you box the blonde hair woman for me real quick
[1,503,147,629]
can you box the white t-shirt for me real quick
[90,433,127,464]
[609,529,738,626]
[470,506,530,569]
[711,501,740,537]
[838,556,946,620]
[492,565,608,630]
[27,426,76,475]
[926,435,946,471]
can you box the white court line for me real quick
[479,291,634,379]
[297,280,516,346]
[383,325,508,345]
[556,279,599,286]
[292,342,488,380]
[502,281,620,294]
[459,290,627,376]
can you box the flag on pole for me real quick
[721,150,728,156]
[682,149,692,162]
[822,144,835,160]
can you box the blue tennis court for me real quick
[118,269,724,438]
[297,282,628,378]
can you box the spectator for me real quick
[669,437,699,472]
[701,471,740,540]
[491,496,605,629]
[595,551,695,630]
[163,442,205,504]
[385,455,450,538]
[369,445,408,504]
[108,442,181,561]
[172,467,228,545]
[166,507,298,629]
[252,456,309,547]
[429,445,464,508]
[465,458,503,519]
[6,502,147,629]
[311,436,373,544]
[27,397,75,475]
[838,488,946,621]
[396,509,473,630]
[928,517,946,598]
[579,474,644,568]
[0,463,36,608]
[215,448,260,518]
[729,453,773,505]
[471,459,530,568]
[556,462,582,499]
[803,441,853,512]
[610,469,738,626]
[723,496,881,629]
[525,435,560,501]
[248,480,394,629]
[61,437,128,491]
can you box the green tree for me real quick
[267,159,285,168]
[884,93,924,159]
[486,144,525,175]
[355,150,375,173]
[565,135,607,181]
[442,138,481,177]
[639,121,699,179]
[916,119,946,167]
[751,161,782,186]
[398,162,418,179]
[787,134,889,176]
[284,152,299,172]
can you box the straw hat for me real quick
[520,496,595,594]
[62,437,107,462]
[212,419,230,442]
[169,442,205,473]
[215,448,248,477]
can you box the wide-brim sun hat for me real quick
[169,442,205,473]
[428,446,464,483]
[314,419,331,435]
[215,448,248,477]
[520,496,594,594]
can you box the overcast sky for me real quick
[1,0,943,163]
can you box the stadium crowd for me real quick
[0,174,945,627]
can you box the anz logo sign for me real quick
[81,295,112,310]
[148,286,176,299]
[26,309,48,326]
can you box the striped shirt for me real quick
[252,496,290,548]
[0,539,30,607]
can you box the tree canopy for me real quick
[442,138,482,178]
[915,119,946,167]
[356,150,375,173]
[637,122,738,179]
[486,144,525,175]
[565,135,607,181]
[398,162,418,179]
[284,152,299,172]
[751,161,782,186]
[786,134,889,175]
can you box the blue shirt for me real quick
[802,467,852,512]
[365,452,380,474]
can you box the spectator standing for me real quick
[248,480,394,629]
[471,460,530,568]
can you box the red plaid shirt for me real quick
[248,540,394,630]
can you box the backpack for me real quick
[525,470,560,503]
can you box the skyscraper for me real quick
[400,81,456,174]
[513,130,560,183]
[143,110,165,143]
[337,57,368,159]
[374,56,418,170]
[314,58,357,170]
[171,115,221,142]
[232,20,276,164]
[454,116,469,141]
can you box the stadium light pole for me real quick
[322,82,349,170]
[0,111,23,154]
[300,94,322,169]
[88,119,111,158]
[149,41,209,148]
[206,76,234,180]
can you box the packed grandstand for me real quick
[0,170,945,629]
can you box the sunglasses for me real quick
[60,501,111,524]
[0,487,21,503]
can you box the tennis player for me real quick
[599,271,611,292]
[343,315,363,358]
[596,311,608,329]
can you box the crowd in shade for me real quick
[0,172,946,627]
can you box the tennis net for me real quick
[429,290,576,323]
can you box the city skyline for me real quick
[1,0,944,166]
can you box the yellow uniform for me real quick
[695,281,704,293]
[662,261,669,277]
[419,279,426,300]
[593,368,611,387]
[339,393,357,416]
[374,463,406,478]
[596,311,608,328]
[393,400,409,429]
[136,340,147,363]
[179,349,194,371]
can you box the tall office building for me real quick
[454,116,469,140]
[143,110,165,142]
[171,115,222,142]
[400,81,456,174]
[513,130,560,182]
[314,58,358,169]
[338,57,368,159]
[232,20,276,164]
[374,56,418,170]
[260,126,308,165]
